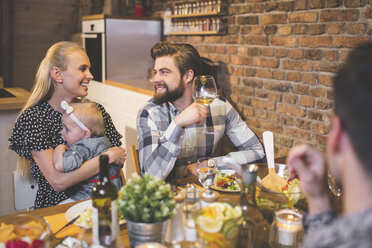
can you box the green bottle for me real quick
[92,154,119,247]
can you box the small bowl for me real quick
[0,214,50,245]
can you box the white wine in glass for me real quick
[192,75,217,133]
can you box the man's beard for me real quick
[153,80,185,105]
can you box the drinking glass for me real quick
[196,157,218,201]
[192,75,217,134]
[269,208,304,248]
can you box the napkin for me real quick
[43,213,81,238]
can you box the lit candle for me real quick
[274,208,304,247]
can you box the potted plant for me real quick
[118,174,177,247]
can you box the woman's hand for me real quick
[105,146,126,167]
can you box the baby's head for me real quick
[60,102,104,147]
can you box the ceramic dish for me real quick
[211,169,241,193]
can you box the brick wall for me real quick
[152,0,372,156]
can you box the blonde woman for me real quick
[9,41,126,208]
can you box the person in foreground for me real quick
[287,43,372,247]
[9,41,126,208]
[53,101,123,201]
[137,41,265,181]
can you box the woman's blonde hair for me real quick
[68,102,105,137]
[16,41,85,180]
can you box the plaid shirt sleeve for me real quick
[137,103,185,179]
[214,99,265,167]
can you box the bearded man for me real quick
[136,42,264,181]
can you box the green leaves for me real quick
[118,174,177,223]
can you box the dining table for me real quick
[1,157,318,248]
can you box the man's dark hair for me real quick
[334,42,372,175]
[151,41,202,78]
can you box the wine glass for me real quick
[196,157,218,201]
[192,75,217,134]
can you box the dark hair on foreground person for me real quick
[334,42,372,176]
[151,41,202,78]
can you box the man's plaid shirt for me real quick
[137,96,265,181]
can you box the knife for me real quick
[47,214,80,240]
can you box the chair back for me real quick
[13,171,38,211]
[130,145,141,175]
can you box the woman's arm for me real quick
[53,144,67,172]
[32,146,126,192]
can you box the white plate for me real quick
[65,200,125,228]
[211,169,241,192]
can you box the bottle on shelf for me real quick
[92,154,119,247]
[163,5,172,35]
[237,164,272,248]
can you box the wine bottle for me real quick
[237,164,272,248]
[92,154,119,247]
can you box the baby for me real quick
[53,101,123,201]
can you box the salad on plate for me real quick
[211,170,240,192]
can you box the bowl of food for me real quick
[0,214,50,247]
[193,202,242,248]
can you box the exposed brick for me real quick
[256,89,268,98]
[264,80,291,92]
[283,126,311,140]
[340,50,350,61]
[232,67,244,76]
[309,24,325,35]
[237,16,259,25]
[309,87,327,98]
[208,54,229,64]
[244,68,256,77]
[251,98,275,111]
[270,37,298,47]
[299,96,315,107]
[320,10,358,22]
[248,47,261,56]
[262,47,275,56]
[224,36,239,44]
[242,78,263,88]
[294,0,307,10]
[243,106,255,117]
[327,88,334,100]
[323,50,338,61]
[231,85,245,95]
[251,26,264,35]
[278,25,292,35]
[238,46,249,55]
[279,136,294,147]
[295,118,311,130]
[344,0,363,7]
[289,49,303,60]
[264,25,278,35]
[240,96,251,106]
[293,24,308,34]
[289,12,318,23]
[326,23,344,34]
[325,0,342,8]
[281,115,294,125]
[240,26,251,34]
[300,36,331,48]
[286,72,301,82]
[260,121,283,134]
[313,61,342,73]
[272,70,285,80]
[311,134,328,146]
[231,55,252,65]
[261,14,287,25]
[265,2,278,12]
[302,73,317,85]
[346,23,366,35]
[309,0,324,9]
[316,99,333,110]
[282,59,313,71]
[227,46,238,54]
[251,3,264,13]
[186,36,203,43]
[197,45,216,53]
[268,112,280,122]
[276,48,288,58]
[283,93,298,104]
[366,8,372,19]
[318,74,334,87]
[279,1,294,12]
[253,57,279,68]
[311,122,330,135]
[304,49,321,60]
[292,84,309,95]
[246,36,268,45]
[256,69,272,78]
[216,46,226,54]
[268,92,282,101]
[255,109,268,119]
[228,26,240,35]
[244,87,255,96]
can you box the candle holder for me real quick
[269,208,304,248]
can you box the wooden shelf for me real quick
[167,30,225,35]
[169,12,224,18]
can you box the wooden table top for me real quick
[0,87,30,110]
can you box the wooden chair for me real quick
[130,145,141,175]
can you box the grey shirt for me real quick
[63,136,123,201]
[303,208,372,248]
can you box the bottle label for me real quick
[92,199,119,246]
